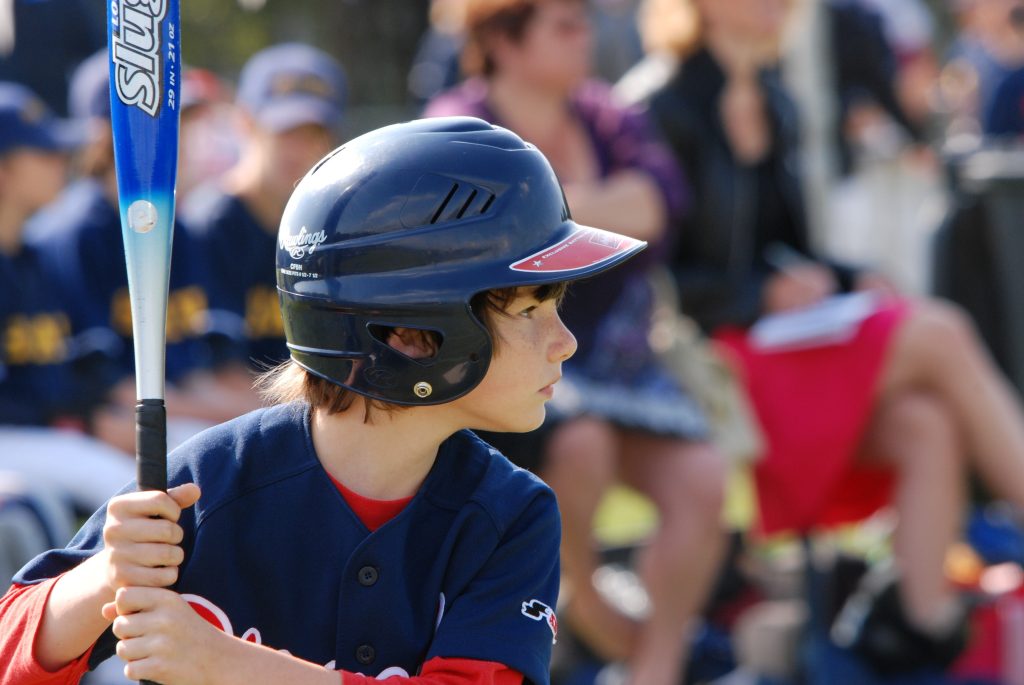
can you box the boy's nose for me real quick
[550,316,578,363]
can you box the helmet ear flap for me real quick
[282,293,493,405]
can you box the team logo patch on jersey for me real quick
[508,227,642,274]
[521,599,558,644]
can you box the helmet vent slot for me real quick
[430,183,461,224]
[456,190,478,219]
[479,194,495,214]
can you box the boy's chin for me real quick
[476,408,546,434]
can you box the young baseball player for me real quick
[0,117,645,685]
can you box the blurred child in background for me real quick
[0,82,134,513]
[183,43,347,385]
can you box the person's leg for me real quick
[541,417,637,661]
[856,392,966,632]
[878,300,1024,507]
[618,436,727,685]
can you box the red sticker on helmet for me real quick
[509,228,642,273]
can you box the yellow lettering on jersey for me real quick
[3,313,70,365]
[166,286,208,343]
[111,288,134,337]
[112,286,209,343]
[245,286,284,338]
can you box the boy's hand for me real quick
[101,483,201,592]
[104,587,223,685]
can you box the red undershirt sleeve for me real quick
[0,578,96,685]
[340,656,523,685]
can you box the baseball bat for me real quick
[107,2,180,681]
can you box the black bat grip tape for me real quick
[136,399,167,492]
[136,400,167,685]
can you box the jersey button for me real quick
[356,644,376,665]
[358,566,379,586]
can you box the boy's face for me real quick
[450,287,576,432]
[260,122,336,196]
[0,148,67,213]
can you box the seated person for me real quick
[629,0,1024,666]
[426,2,727,683]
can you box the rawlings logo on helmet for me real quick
[279,225,327,259]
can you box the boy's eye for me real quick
[517,305,538,318]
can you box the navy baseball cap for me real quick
[0,82,85,156]
[236,43,347,133]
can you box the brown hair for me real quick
[461,0,540,77]
[256,282,568,419]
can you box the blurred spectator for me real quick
[426,2,727,684]
[183,43,346,384]
[942,0,1024,140]
[177,68,242,213]
[409,0,646,107]
[629,0,1024,671]
[777,0,944,294]
[0,0,104,116]
[854,0,939,126]
[982,3,1024,135]
[408,0,467,106]
[28,52,258,454]
[590,0,644,82]
[986,64,1024,134]
[0,81,134,513]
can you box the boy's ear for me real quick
[386,327,440,360]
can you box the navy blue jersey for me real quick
[986,66,1024,137]
[0,244,81,425]
[29,180,212,385]
[14,403,561,683]
[183,190,289,368]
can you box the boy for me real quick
[0,116,645,685]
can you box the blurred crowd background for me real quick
[6,0,1024,684]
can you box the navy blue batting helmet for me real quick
[277,116,645,405]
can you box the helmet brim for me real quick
[504,222,646,285]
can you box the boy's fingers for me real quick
[108,490,183,522]
[168,483,201,509]
[105,517,183,547]
[108,563,179,590]
[114,586,168,614]
[112,614,148,641]
[128,541,185,569]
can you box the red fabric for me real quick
[342,657,522,685]
[328,475,414,532]
[0,578,95,685]
[715,301,909,535]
